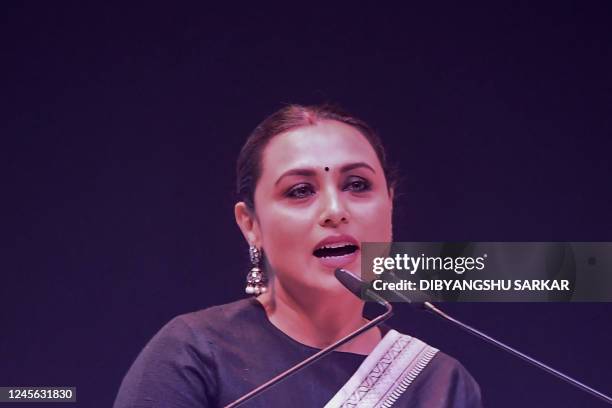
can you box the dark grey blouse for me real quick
[114,298,482,407]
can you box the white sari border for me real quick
[324,330,439,408]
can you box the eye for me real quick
[344,176,371,192]
[286,183,315,199]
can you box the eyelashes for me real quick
[286,184,315,199]
[285,177,372,199]
[345,178,371,193]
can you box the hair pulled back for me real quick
[236,104,396,211]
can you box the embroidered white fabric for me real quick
[324,330,439,408]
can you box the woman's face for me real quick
[242,120,393,296]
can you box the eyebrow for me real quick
[274,162,376,186]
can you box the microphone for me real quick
[334,268,391,306]
[223,270,393,408]
[348,269,612,405]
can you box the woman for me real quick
[113,104,482,407]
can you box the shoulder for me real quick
[158,298,257,339]
[416,348,483,408]
[176,297,260,332]
[427,351,481,386]
[136,298,257,355]
[134,297,264,374]
[113,298,259,408]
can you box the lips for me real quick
[313,234,360,269]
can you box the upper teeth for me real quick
[319,243,354,250]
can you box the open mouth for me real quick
[313,244,359,258]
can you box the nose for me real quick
[318,186,349,227]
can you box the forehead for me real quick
[260,120,380,175]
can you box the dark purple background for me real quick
[2,3,611,407]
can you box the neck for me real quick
[256,279,381,355]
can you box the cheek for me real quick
[354,198,393,240]
[258,205,314,263]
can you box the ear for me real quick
[234,202,262,248]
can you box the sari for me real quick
[114,298,482,407]
[326,330,439,408]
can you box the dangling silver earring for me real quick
[245,245,267,295]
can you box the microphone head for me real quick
[336,268,427,307]
[334,268,366,298]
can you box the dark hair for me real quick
[236,103,397,210]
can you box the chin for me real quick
[314,268,359,295]
[282,260,361,295]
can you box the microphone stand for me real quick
[224,296,393,408]
[377,270,612,404]
[423,302,612,405]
